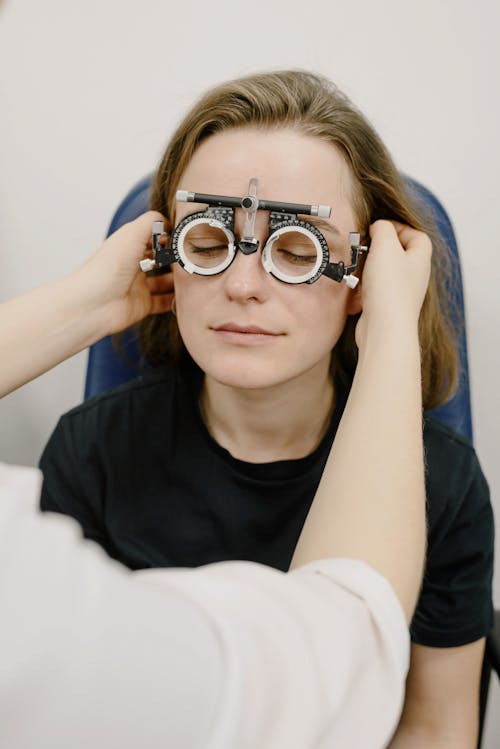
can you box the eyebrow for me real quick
[299,215,341,236]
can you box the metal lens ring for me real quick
[262,220,329,284]
[173,212,236,276]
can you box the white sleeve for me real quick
[0,463,409,749]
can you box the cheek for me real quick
[172,268,195,335]
[172,267,203,311]
[295,284,351,343]
[173,270,217,349]
[171,264,184,292]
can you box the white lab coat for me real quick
[0,462,408,748]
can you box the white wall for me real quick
[1,0,499,743]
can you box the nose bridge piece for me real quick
[238,240,260,256]
[238,177,260,255]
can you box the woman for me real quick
[40,70,494,745]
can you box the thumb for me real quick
[106,210,168,260]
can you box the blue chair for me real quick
[85,174,497,748]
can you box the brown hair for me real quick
[138,69,458,409]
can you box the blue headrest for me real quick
[84,175,473,442]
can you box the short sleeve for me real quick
[39,411,111,553]
[411,424,494,647]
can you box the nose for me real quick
[222,239,271,303]
[222,214,271,303]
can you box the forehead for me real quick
[175,127,357,227]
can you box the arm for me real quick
[0,211,173,398]
[291,220,431,623]
[388,640,485,748]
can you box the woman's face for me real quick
[173,127,361,390]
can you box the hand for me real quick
[355,220,432,349]
[76,211,174,336]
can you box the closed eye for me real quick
[191,245,228,253]
[275,249,316,265]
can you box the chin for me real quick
[213,372,286,391]
[197,352,296,391]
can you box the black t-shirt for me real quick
[39,364,494,648]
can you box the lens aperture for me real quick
[176,217,236,275]
[263,225,324,283]
[269,230,319,277]
[183,224,231,269]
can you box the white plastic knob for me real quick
[139,258,156,272]
[343,274,359,289]
[317,205,331,218]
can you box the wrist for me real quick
[55,269,114,347]
[71,264,117,337]
[355,324,423,417]
[358,320,420,361]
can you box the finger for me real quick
[107,211,169,257]
[131,210,168,231]
[369,219,399,242]
[390,222,432,256]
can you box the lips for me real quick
[212,323,281,336]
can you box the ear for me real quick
[345,281,363,316]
